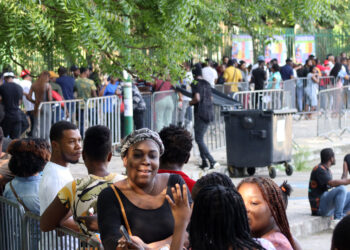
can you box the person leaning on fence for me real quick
[280,58,294,81]
[26,71,53,138]
[40,125,124,239]
[267,64,282,89]
[308,148,350,228]
[158,125,196,192]
[3,138,50,215]
[0,72,24,139]
[190,63,220,170]
[97,128,191,250]
[304,66,319,117]
[39,121,81,230]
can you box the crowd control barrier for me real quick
[152,90,178,132]
[37,99,84,140]
[232,89,292,110]
[214,82,250,96]
[85,96,121,145]
[317,86,346,138]
[0,196,103,250]
[204,104,226,152]
[37,96,121,145]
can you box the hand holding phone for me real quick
[120,225,132,244]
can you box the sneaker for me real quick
[330,219,341,230]
[210,162,220,169]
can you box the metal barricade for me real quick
[232,89,292,110]
[204,104,226,151]
[141,92,152,129]
[152,90,178,131]
[214,82,249,96]
[85,96,121,145]
[283,79,297,110]
[37,99,85,140]
[0,196,103,250]
[24,212,102,250]
[317,87,343,137]
[0,196,25,250]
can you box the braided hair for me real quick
[238,177,295,249]
[189,185,264,250]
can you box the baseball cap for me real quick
[257,55,265,62]
[49,71,59,78]
[20,69,30,78]
[3,72,15,78]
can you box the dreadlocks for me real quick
[189,185,264,250]
[238,177,296,249]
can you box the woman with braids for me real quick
[238,177,296,250]
[166,184,270,250]
[3,138,51,215]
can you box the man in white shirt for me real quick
[39,121,82,216]
[18,70,35,136]
[202,60,218,88]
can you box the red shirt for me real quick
[158,169,196,192]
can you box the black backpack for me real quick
[197,79,214,123]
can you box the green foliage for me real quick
[293,147,312,172]
[0,0,225,80]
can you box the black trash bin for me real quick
[222,109,296,178]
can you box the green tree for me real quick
[0,0,225,80]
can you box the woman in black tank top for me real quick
[97,128,190,250]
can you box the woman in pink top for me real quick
[238,177,296,250]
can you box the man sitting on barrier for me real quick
[308,148,350,227]
[39,121,82,230]
[40,125,124,239]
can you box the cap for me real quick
[70,65,79,72]
[20,69,30,78]
[257,55,265,62]
[324,60,329,65]
[3,72,15,78]
[286,58,293,63]
[49,71,59,78]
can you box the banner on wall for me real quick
[264,36,287,64]
[231,35,254,64]
[295,35,315,64]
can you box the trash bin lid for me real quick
[272,109,297,115]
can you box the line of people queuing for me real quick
[0,121,297,250]
[1,121,350,249]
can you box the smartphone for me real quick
[120,225,132,243]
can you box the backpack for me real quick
[197,79,214,123]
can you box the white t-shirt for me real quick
[39,161,74,215]
[202,66,218,87]
[18,79,35,111]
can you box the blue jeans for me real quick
[194,114,214,164]
[319,186,350,219]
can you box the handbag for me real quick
[110,184,132,236]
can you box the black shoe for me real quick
[199,161,209,170]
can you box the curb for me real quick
[290,216,331,238]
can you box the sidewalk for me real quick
[69,118,350,239]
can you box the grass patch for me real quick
[293,146,312,171]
